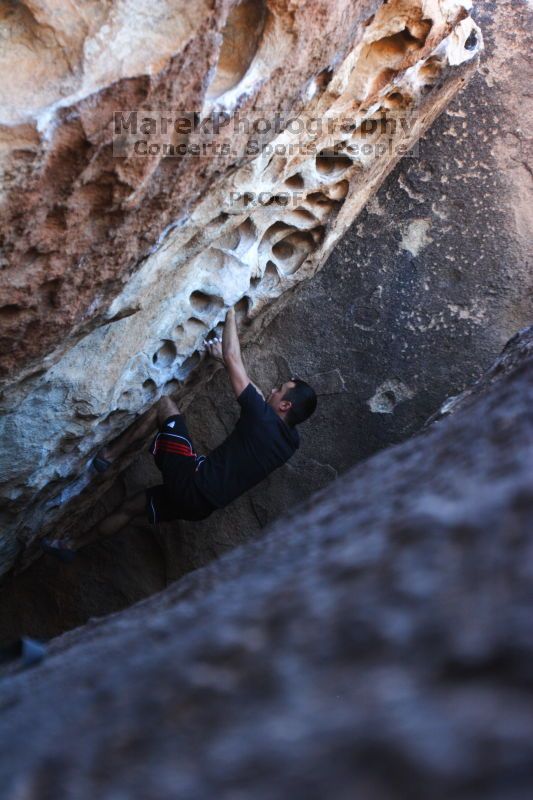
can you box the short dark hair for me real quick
[283,378,317,427]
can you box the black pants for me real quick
[145,415,215,523]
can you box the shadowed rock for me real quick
[1,327,532,799]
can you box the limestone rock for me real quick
[0,0,482,575]
[1,327,532,799]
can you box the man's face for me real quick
[267,380,296,414]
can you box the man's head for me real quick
[267,377,317,427]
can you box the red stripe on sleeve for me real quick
[156,441,195,457]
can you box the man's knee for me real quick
[157,396,180,427]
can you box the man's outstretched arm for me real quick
[221,307,250,398]
[205,307,264,399]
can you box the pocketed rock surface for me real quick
[1,1,531,642]
[0,0,482,573]
[1,327,532,800]
[170,0,532,574]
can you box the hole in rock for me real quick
[316,152,353,176]
[152,340,177,367]
[59,432,83,454]
[217,229,241,250]
[407,18,432,44]
[370,67,398,95]
[211,212,229,225]
[189,291,223,314]
[305,192,337,218]
[383,91,411,109]
[234,296,251,322]
[464,30,478,51]
[264,195,292,209]
[218,218,256,253]
[285,173,305,190]
[207,0,267,99]
[290,209,317,224]
[163,379,180,394]
[356,11,433,101]
[306,191,332,206]
[264,261,279,281]
[176,352,201,381]
[238,218,256,238]
[185,318,206,335]
[74,402,100,420]
[272,240,295,260]
[106,305,141,325]
[206,325,223,341]
[39,278,62,309]
[373,26,428,58]
[142,379,157,395]
[316,67,334,90]
[0,304,24,321]
[253,261,280,289]
[264,221,293,240]
[253,262,279,291]
[328,180,350,201]
[258,221,295,257]
[419,57,443,82]
[310,226,326,245]
[272,230,320,275]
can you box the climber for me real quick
[55,306,317,543]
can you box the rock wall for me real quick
[0,0,482,575]
[168,0,532,572]
[1,327,532,799]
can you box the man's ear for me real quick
[280,399,292,412]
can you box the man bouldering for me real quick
[74,307,316,540]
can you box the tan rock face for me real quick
[0,0,481,574]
